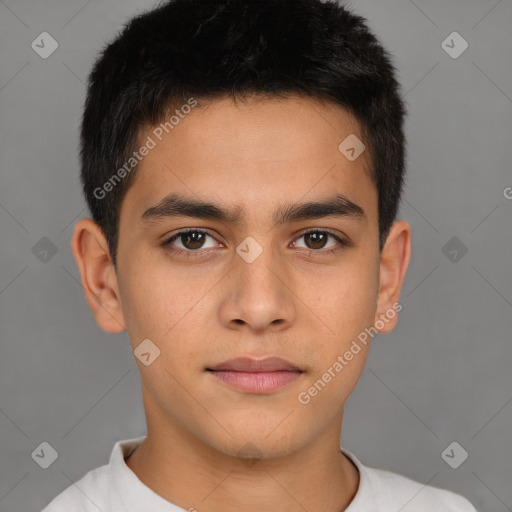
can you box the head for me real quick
[72,0,410,460]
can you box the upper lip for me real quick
[207,357,302,373]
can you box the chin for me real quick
[203,425,309,463]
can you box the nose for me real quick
[218,243,296,334]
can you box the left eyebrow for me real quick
[140,192,366,227]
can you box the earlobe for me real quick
[374,220,411,334]
[70,218,126,333]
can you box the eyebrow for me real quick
[140,192,366,227]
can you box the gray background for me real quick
[0,0,511,511]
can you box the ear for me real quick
[374,220,411,333]
[70,218,126,333]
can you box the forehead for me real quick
[120,94,377,228]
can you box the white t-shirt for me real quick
[41,436,477,511]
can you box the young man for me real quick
[42,0,477,510]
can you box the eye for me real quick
[162,228,350,258]
[164,228,220,254]
[291,229,349,254]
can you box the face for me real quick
[73,94,410,460]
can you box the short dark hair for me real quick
[80,0,407,268]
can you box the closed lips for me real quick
[206,357,302,373]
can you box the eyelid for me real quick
[165,227,221,247]
[291,228,351,252]
[296,227,347,240]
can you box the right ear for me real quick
[70,218,126,333]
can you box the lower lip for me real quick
[209,370,302,394]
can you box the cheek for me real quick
[116,265,169,349]
[309,257,379,340]
[117,247,192,333]
[118,266,217,373]
[298,264,379,397]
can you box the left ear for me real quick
[374,220,411,333]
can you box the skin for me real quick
[71,94,411,512]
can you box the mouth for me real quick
[206,357,304,394]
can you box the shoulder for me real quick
[41,463,111,512]
[40,437,145,512]
[370,465,477,511]
[343,449,478,512]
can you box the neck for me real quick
[126,416,359,512]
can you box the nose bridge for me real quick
[234,233,282,294]
[224,233,295,330]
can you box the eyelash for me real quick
[162,228,351,258]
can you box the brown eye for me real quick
[178,231,207,250]
[292,230,346,252]
[303,231,329,250]
[165,229,218,252]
